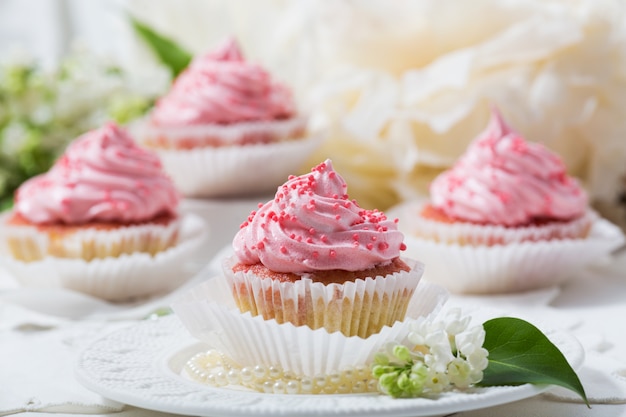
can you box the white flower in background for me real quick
[291,0,626,210]
[119,0,626,214]
[0,122,29,156]
[0,45,167,207]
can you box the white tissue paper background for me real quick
[125,0,626,212]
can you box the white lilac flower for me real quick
[373,308,489,398]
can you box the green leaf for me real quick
[129,16,192,78]
[0,197,13,212]
[480,317,589,406]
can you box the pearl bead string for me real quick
[184,349,380,395]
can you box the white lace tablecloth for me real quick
[1,199,626,417]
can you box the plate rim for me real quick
[75,315,581,417]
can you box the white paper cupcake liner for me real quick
[133,116,307,148]
[148,133,323,198]
[1,213,180,262]
[0,214,208,301]
[222,257,424,338]
[393,201,595,245]
[400,216,625,294]
[171,276,448,377]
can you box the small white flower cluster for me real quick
[0,46,169,208]
[372,308,489,397]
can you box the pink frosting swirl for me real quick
[150,37,295,126]
[430,108,587,226]
[233,160,406,273]
[15,122,179,225]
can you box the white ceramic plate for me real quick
[75,315,584,417]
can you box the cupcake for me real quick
[0,122,206,300]
[223,159,424,338]
[171,159,444,384]
[391,108,624,294]
[133,37,321,197]
[416,108,593,245]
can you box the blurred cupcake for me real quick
[0,122,206,301]
[222,159,424,338]
[134,37,321,197]
[391,108,624,294]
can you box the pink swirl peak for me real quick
[150,37,295,126]
[233,160,407,273]
[15,122,179,225]
[430,108,587,226]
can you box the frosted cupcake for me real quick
[171,160,445,384]
[134,37,321,197]
[392,108,623,293]
[416,108,593,246]
[223,159,424,338]
[0,122,206,300]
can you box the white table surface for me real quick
[1,199,626,417]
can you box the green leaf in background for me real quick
[130,16,193,78]
[479,317,589,406]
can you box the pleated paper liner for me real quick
[131,116,324,198]
[2,214,180,262]
[222,256,424,338]
[401,217,625,294]
[172,274,448,377]
[400,201,595,245]
[0,213,207,301]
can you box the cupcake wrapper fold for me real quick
[150,133,323,198]
[402,216,624,294]
[136,116,308,148]
[171,276,448,377]
[221,257,424,338]
[0,214,207,301]
[403,202,595,245]
[2,215,180,262]
[131,116,324,198]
